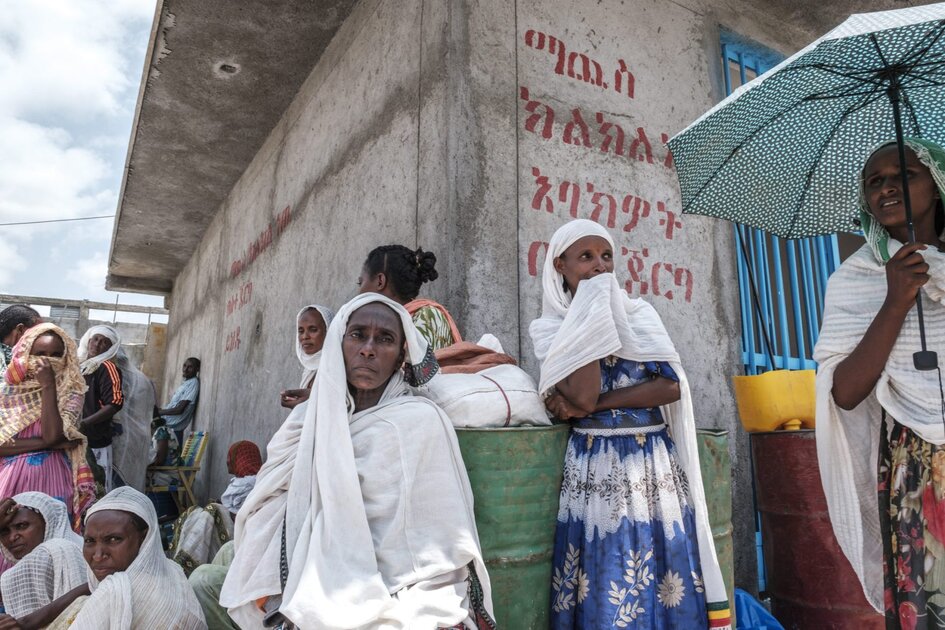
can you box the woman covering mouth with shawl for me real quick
[220,293,493,629]
[77,326,155,492]
[815,138,945,624]
[0,324,95,539]
[530,219,730,629]
[0,492,86,619]
[280,304,334,409]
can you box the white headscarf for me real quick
[295,304,335,388]
[0,493,86,618]
[528,219,730,614]
[70,487,206,629]
[77,325,120,377]
[221,293,491,629]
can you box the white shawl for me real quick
[296,304,335,388]
[814,241,945,611]
[528,219,730,613]
[0,492,86,618]
[70,487,206,629]
[221,293,492,629]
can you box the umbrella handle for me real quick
[887,84,939,371]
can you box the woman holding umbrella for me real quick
[815,138,945,626]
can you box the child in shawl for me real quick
[0,324,95,543]
[530,219,730,629]
[220,293,493,629]
[0,492,86,618]
[815,137,945,625]
[280,304,334,409]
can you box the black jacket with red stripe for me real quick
[81,360,124,448]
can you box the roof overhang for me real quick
[106,0,358,294]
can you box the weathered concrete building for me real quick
[108,0,921,589]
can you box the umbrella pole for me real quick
[736,225,778,371]
[887,83,938,371]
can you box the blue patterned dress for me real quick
[550,357,709,629]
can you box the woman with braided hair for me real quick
[357,244,462,351]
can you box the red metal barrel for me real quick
[752,430,883,629]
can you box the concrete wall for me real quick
[162,0,854,589]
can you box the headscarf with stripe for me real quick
[0,324,95,524]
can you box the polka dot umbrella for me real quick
[668,3,945,371]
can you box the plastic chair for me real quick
[146,431,209,510]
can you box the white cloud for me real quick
[0,1,154,306]
[0,118,110,226]
[0,0,154,121]
[65,251,108,295]
[0,243,27,291]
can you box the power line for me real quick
[0,215,115,227]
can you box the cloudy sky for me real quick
[0,1,162,316]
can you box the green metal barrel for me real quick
[456,425,570,629]
[697,428,736,626]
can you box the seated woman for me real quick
[220,293,493,628]
[357,244,462,350]
[0,324,95,564]
[33,487,206,629]
[220,440,262,518]
[0,493,86,618]
[169,441,261,575]
[280,304,334,409]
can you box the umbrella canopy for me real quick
[668,3,945,239]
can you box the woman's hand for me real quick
[34,360,56,391]
[885,242,930,312]
[280,389,310,409]
[545,392,585,421]
[0,614,24,630]
[0,498,17,530]
[49,437,83,451]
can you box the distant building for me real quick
[107,0,912,589]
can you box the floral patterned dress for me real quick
[550,357,709,629]
[879,417,945,629]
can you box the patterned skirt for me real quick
[550,424,709,629]
[880,419,945,629]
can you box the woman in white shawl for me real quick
[77,326,155,491]
[220,293,493,629]
[38,486,206,629]
[530,219,730,629]
[815,137,945,626]
[0,492,85,619]
[280,305,334,409]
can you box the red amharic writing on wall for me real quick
[229,205,293,279]
[527,241,694,303]
[524,30,635,98]
[530,167,683,240]
[520,87,673,168]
